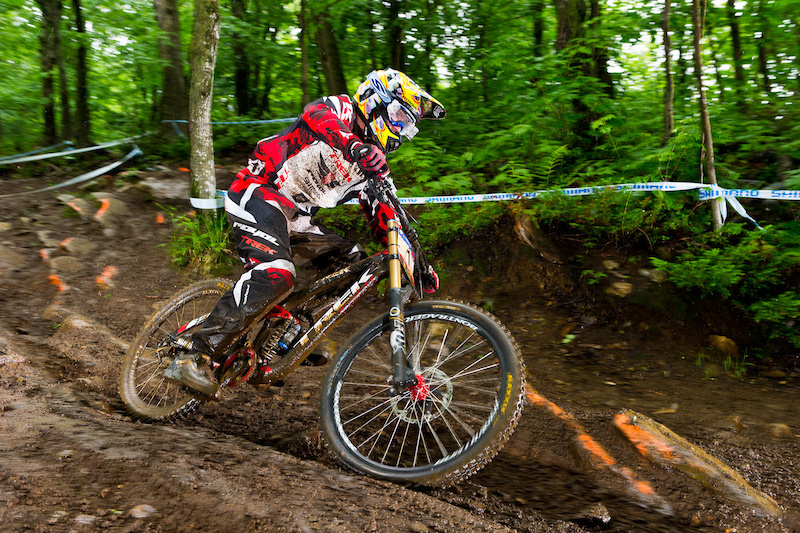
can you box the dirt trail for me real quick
[1,168,799,532]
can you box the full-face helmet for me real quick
[353,69,446,153]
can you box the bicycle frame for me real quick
[254,217,417,390]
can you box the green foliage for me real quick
[749,292,800,347]
[723,353,754,380]
[4,0,800,362]
[581,269,608,285]
[521,189,708,248]
[653,224,800,347]
[164,208,236,275]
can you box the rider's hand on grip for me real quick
[421,264,439,294]
[355,143,389,180]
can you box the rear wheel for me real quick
[320,299,525,486]
[119,279,233,421]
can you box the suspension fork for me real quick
[386,218,417,394]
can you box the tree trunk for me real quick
[299,0,310,106]
[532,0,545,57]
[231,0,251,116]
[387,0,405,70]
[796,25,800,93]
[587,0,613,97]
[794,20,800,93]
[189,0,220,204]
[56,16,71,142]
[676,26,688,108]
[37,0,61,145]
[554,0,614,143]
[662,0,674,146]
[554,0,585,51]
[705,14,725,102]
[475,0,490,102]
[72,0,91,146]
[258,26,276,116]
[153,0,189,138]
[726,0,745,105]
[315,17,348,95]
[417,0,436,92]
[252,5,274,118]
[756,0,771,97]
[367,4,378,71]
[692,0,722,230]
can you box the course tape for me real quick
[355,181,779,226]
[193,180,782,226]
[0,134,149,165]
[0,141,74,162]
[190,191,226,210]
[164,117,297,126]
[164,117,297,138]
[0,146,143,199]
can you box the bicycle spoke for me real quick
[428,398,464,447]
[337,386,392,412]
[348,401,398,447]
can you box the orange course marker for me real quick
[525,387,617,469]
[525,384,670,512]
[66,201,84,216]
[614,412,677,461]
[614,410,782,517]
[48,274,66,291]
[93,198,111,222]
[155,213,165,224]
[40,249,51,261]
[95,266,118,289]
[178,167,190,172]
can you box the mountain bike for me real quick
[119,179,526,486]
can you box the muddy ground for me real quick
[0,161,799,533]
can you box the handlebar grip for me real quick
[354,144,371,160]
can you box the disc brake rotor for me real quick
[390,368,454,424]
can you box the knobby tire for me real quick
[118,278,233,421]
[320,299,525,486]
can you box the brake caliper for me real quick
[408,373,430,401]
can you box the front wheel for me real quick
[320,299,525,486]
[119,278,233,421]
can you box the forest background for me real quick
[2,0,800,360]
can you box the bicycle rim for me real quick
[119,279,232,421]
[322,300,524,485]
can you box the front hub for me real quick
[408,373,430,401]
[389,368,454,424]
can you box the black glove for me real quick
[420,265,439,294]
[421,264,439,294]
[354,143,389,179]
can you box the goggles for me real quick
[386,100,419,140]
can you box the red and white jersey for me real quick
[232,95,369,214]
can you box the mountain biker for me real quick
[165,68,446,399]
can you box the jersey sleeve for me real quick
[301,96,363,162]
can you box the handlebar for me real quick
[355,145,429,279]
[368,177,418,244]
[367,176,435,291]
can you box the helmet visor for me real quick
[387,100,419,140]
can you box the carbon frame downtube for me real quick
[386,218,416,392]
